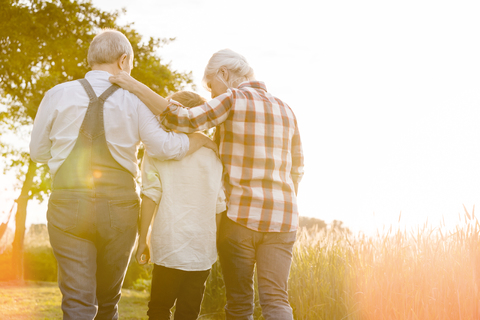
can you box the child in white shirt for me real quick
[136,91,226,320]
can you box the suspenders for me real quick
[78,79,120,138]
[52,79,134,191]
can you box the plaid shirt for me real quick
[162,81,304,232]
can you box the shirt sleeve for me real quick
[141,154,162,204]
[291,118,304,189]
[30,91,54,163]
[161,90,234,133]
[137,99,189,161]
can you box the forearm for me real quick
[109,71,169,115]
[131,81,169,116]
[139,195,156,243]
[162,93,233,133]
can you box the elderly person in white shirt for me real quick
[29,29,215,320]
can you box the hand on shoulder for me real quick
[109,71,137,93]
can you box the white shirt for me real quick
[142,147,226,271]
[30,70,189,177]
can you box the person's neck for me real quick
[91,64,121,75]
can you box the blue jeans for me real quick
[217,215,296,320]
[47,191,139,320]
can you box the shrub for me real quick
[123,258,153,290]
[24,246,57,282]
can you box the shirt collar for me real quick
[237,81,267,92]
[85,70,115,85]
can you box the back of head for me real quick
[87,29,134,68]
[166,91,211,136]
[202,49,255,91]
[168,91,207,108]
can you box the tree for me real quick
[298,216,351,235]
[298,216,327,231]
[0,0,192,281]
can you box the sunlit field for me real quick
[288,211,480,319]
[1,212,479,319]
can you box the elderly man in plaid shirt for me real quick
[111,48,304,320]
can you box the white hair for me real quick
[202,49,255,91]
[87,29,133,67]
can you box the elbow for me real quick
[145,147,171,161]
[164,133,189,160]
[30,153,48,164]
[29,137,52,163]
[144,132,189,161]
[146,142,187,161]
[29,147,48,164]
[30,152,40,163]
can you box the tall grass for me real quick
[2,212,480,319]
[287,210,480,319]
[288,230,356,319]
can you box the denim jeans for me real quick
[147,264,210,320]
[217,215,296,320]
[47,190,139,320]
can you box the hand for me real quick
[203,136,219,157]
[109,71,138,93]
[186,132,219,157]
[135,241,150,265]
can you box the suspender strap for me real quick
[78,79,97,101]
[78,78,120,102]
[77,79,120,138]
[99,84,120,102]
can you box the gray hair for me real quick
[202,49,255,91]
[87,29,133,67]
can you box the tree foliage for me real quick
[0,0,193,280]
[0,0,193,201]
[299,216,351,234]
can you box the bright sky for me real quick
[2,0,480,235]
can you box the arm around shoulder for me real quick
[109,71,169,115]
[138,101,190,161]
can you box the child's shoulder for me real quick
[143,147,220,171]
[184,147,222,167]
[197,147,221,161]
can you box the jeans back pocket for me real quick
[108,199,140,233]
[47,199,79,232]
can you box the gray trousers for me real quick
[217,215,296,320]
[48,191,139,320]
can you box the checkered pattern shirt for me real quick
[162,81,304,232]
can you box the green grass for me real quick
[0,282,61,320]
[0,281,149,320]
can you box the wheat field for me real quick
[1,211,480,319]
[287,211,480,319]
